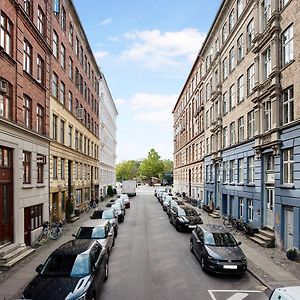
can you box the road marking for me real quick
[208,290,262,300]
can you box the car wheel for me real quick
[190,240,194,253]
[104,261,109,281]
[114,229,118,237]
[169,217,172,224]
[200,257,207,272]
[112,238,115,248]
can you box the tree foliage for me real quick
[116,160,140,181]
[139,149,164,180]
[162,159,173,173]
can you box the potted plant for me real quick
[286,247,299,261]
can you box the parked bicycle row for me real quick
[155,187,248,276]
[22,193,133,300]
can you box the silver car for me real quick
[102,208,119,237]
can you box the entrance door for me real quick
[24,207,31,246]
[265,188,274,228]
[284,208,294,250]
[0,184,13,245]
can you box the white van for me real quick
[269,286,300,300]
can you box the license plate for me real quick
[189,225,196,228]
[223,265,237,269]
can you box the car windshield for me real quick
[184,208,198,216]
[41,253,90,277]
[76,227,106,239]
[112,203,121,211]
[177,208,186,216]
[91,211,103,219]
[102,210,114,219]
[204,232,237,247]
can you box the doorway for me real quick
[284,208,294,250]
[265,188,274,228]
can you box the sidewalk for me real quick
[190,204,300,291]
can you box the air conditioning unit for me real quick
[76,108,83,119]
[0,80,8,94]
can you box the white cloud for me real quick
[94,50,109,63]
[121,28,206,68]
[100,18,112,26]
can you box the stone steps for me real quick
[250,228,275,248]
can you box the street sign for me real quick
[208,290,265,300]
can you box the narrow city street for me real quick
[99,187,269,300]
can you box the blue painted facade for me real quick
[204,125,300,250]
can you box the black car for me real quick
[22,239,109,300]
[190,224,247,275]
[169,205,203,231]
[166,199,185,217]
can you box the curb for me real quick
[246,265,273,294]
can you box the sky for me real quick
[73,0,222,162]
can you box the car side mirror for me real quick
[237,241,242,245]
[196,239,203,244]
[72,233,76,238]
[107,232,113,237]
[36,264,43,274]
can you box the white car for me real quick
[120,194,130,208]
[269,286,300,300]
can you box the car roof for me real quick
[81,219,109,227]
[178,205,196,211]
[198,224,229,233]
[53,239,97,255]
[273,286,300,299]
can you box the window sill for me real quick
[23,184,34,189]
[36,184,46,188]
[246,183,255,187]
[279,184,294,189]
[237,183,244,186]
[229,182,235,186]
[223,182,228,185]
[281,59,295,72]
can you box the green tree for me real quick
[139,149,164,181]
[162,159,173,173]
[116,160,140,181]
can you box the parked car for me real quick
[162,196,178,212]
[155,188,166,198]
[169,205,203,231]
[167,199,185,217]
[112,202,125,223]
[269,286,300,300]
[114,198,126,215]
[22,239,108,300]
[73,219,115,253]
[190,224,247,275]
[120,193,130,208]
[159,192,172,205]
[90,208,118,237]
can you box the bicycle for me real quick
[223,216,238,230]
[49,221,63,240]
[37,221,51,242]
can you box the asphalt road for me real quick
[99,187,269,300]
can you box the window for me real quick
[37,6,45,36]
[263,47,271,79]
[68,57,73,80]
[247,156,254,183]
[237,0,244,18]
[52,114,57,140]
[238,158,244,183]
[68,91,73,112]
[69,23,73,45]
[283,86,294,124]
[68,125,72,147]
[223,127,227,148]
[60,120,65,144]
[37,55,44,85]
[222,57,228,80]
[247,199,253,222]
[60,81,65,105]
[229,84,235,110]
[237,34,244,62]
[23,95,31,128]
[53,0,60,15]
[223,161,228,183]
[230,122,235,145]
[264,101,272,131]
[76,189,82,205]
[229,10,235,32]
[53,156,58,179]
[0,83,12,120]
[61,158,65,179]
[37,154,44,183]
[60,43,65,69]
[223,92,228,115]
[23,40,32,74]
[281,0,289,8]
[75,37,79,57]
[24,0,32,18]
[23,151,31,184]
[282,25,294,66]
[79,133,83,152]
[247,19,254,49]
[229,47,235,72]
[61,6,66,31]
[263,0,271,29]
[222,22,228,43]
[36,105,44,134]
[247,64,255,94]
[52,72,58,98]
[75,130,78,150]
[237,75,244,103]
[229,160,235,182]
[283,148,294,184]
[247,110,255,138]
[238,116,244,142]
[239,197,244,218]
[1,13,13,56]
[52,30,58,59]
[30,204,43,230]
[75,162,79,179]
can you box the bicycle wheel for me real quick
[223,218,232,228]
[49,227,60,240]
[37,230,45,242]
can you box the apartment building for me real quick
[0,0,50,246]
[173,0,300,250]
[99,75,118,197]
[49,0,101,221]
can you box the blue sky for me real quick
[73,0,222,162]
